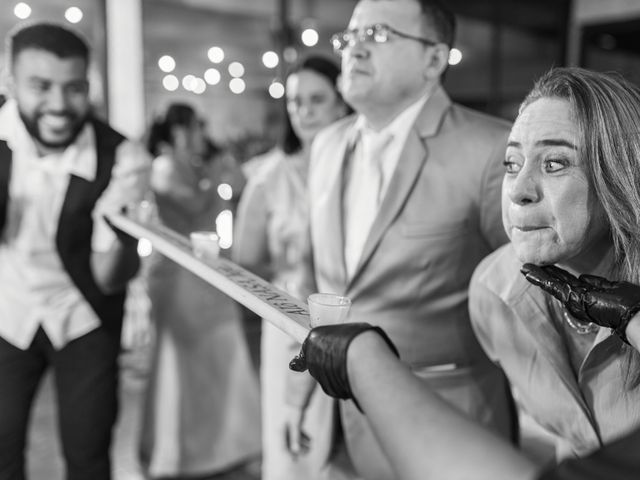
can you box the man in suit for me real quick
[296,1,516,478]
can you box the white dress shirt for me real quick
[0,100,150,350]
[343,94,429,277]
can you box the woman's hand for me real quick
[283,404,311,458]
[521,263,640,343]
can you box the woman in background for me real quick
[233,56,350,480]
[140,103,260,479]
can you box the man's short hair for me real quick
[7,22,89,65]
[416,0,456,47]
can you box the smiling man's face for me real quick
[11,48,90,153]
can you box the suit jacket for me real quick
[307,86,514,480]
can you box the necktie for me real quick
[344,130,394,277]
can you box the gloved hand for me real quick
[521,263,640,344]
[289,323,398,404]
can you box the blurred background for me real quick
[1,0,640,164]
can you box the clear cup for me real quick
[307,293,351,327]
[126,199,154,224]
[190,231,220,260]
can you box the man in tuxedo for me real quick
[298,1,516,478]
[0,22,150,479]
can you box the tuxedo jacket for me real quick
[307,86,515,479]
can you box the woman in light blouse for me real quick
[234,56,349,480]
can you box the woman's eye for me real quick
[543,158,567,173]
[503,159,521,174]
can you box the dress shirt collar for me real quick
[352,92,430,144]
[0,99,96,181]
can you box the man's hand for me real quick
[289,323,398,402]
[521,263,640,343]
[103,206,139,246]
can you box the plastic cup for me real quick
[307,293,351,327]
[129,200,155,222]
[190,231,220,260]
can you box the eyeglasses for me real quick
[330,23,439,54]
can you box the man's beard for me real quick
[19,109,88,150]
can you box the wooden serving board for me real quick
[106,212,310,343]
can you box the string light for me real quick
[162,74,179,91]
[204,68,221,85]
[137,238,153,257]
[207,46,225,63]
[182,74,197,91]
[217,183,233,201]
[65,6,83,23]
[228,62,245,78]
[269,81,284,99]
[301,28,319,47]
[14,2,32,19]
[448,48,463,66]
[229,78,246,94]
[216,210,233,249]
[158,55,176,73]
[262,51,279,69]
[192,78,206,94]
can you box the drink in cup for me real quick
[190,231,220,260]
[307,293,351,327]
[126,199,154,223]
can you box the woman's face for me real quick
[172,118,206,160]
[286,69,346,146]
[502,97,610,267]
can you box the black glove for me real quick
[289,323,398,405]
[521,263,640,344]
